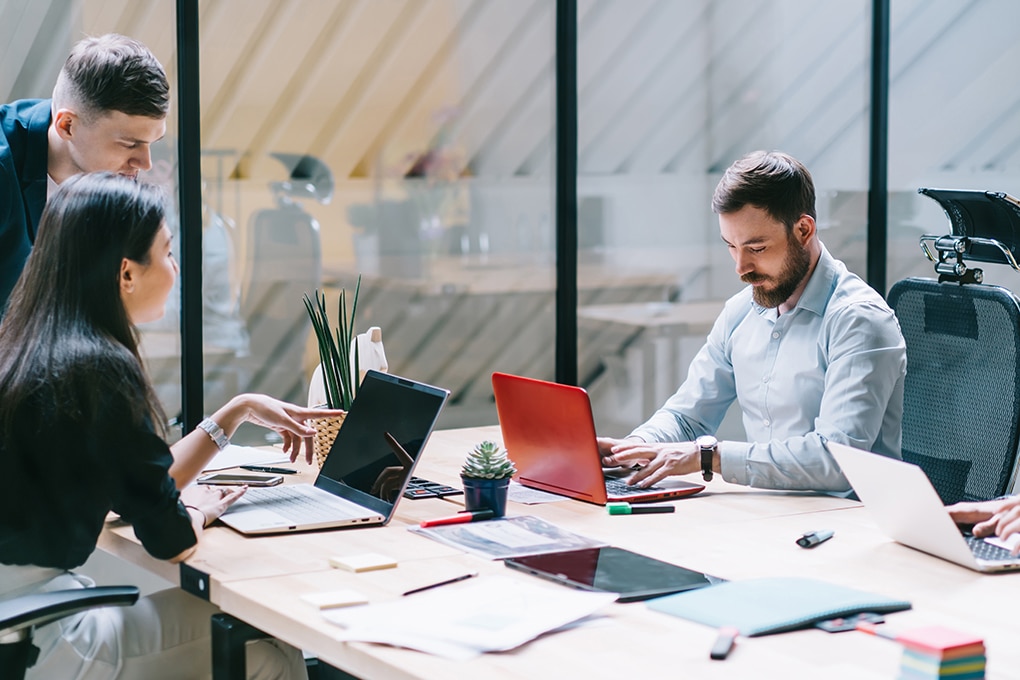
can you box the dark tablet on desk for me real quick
[504,546,722,602]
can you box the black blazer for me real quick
[0,98,50,312]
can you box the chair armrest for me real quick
[0,587,139,641]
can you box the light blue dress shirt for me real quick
[630,244,906,492]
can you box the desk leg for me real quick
[211,613,269,680]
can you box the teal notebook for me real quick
[647,577,911,636]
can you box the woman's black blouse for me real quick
[0,390,197,569]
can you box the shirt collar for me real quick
[750,242,837,318]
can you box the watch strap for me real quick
[197,417,230,450]
[700,446,714,482]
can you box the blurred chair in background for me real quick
[238,153,331,405]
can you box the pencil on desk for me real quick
[402,573,478,596]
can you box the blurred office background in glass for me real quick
[3,0,1020,441]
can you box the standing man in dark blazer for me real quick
[0,33,168,310]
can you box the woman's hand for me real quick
[948,496,1020,555]
[214,395,345,465]
[179,483,247,526]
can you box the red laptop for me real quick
[491,372,704,505]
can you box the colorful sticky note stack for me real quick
[896,626,986,680]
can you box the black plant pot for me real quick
[460,475,510,517]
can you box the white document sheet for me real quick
[322,576,615,659]
[202,444,290,471]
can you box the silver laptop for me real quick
[828,442,1020,573]
[219,371,449,535]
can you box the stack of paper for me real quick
[321,576,615,659]
[202,444,290,471]
[896,626,986,680]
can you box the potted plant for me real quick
[302,278,360,467]
[460,440,517,517]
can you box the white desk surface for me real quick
[100,426,1020,679]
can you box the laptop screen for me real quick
[317,370,450,516]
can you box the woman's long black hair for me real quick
[0,172,169,436]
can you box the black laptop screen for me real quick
[316,371,449,513]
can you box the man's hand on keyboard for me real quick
[602,440,699,488]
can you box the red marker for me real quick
[419,509,495,528]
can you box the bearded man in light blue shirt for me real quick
[599,150,906,493]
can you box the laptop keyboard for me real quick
[605,477,667,496]
[235,484,367,523]
[966,535,1020,562]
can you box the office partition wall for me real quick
[187,1,558,438]
[7,0,1019,436]
[0,0,187,431]
[577,0,873,433]
[886,0,1020,291]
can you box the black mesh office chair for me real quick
[0,586,139,680]
[888,188,1020,504]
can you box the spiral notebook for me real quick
[646,577,911,636]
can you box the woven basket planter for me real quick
[308,412,347,469]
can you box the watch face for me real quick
[696,435,718,450]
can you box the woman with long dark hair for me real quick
[0,172,340,678]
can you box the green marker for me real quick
[607,502,675,515]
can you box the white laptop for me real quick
[219,371,449,535]
[828,442,1020,573]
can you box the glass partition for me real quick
[888,0,1020,292]
[1,0,183,430]
[578,0,872,436]
[186,0,556,440]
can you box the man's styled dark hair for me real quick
[711,150,816,230]
[53,34,169,121]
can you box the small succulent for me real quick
[461,440,517,480]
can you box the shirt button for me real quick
[763,419,771,427]
[763,376,770,383]
[772,332,780,339]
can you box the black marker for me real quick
[240,465,299,475]
[710,626,738,660]
[796,530,835,548]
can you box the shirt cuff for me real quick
[718,440,753,486]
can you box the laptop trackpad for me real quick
[223,505,294,530]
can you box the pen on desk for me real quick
[607,502,675,515]
[854,621,898,640]
[240,465,299,475]
[402,572,478,596]
[710,626,738,660]
[419,510,495,528]
[796,529,834,548]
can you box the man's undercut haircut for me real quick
[711,150,816,231]
[53,34,169,122]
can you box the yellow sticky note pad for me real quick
[300,589,369,610]
[328,552,398,573]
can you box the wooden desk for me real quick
[99,427,1020,679]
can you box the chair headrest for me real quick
[919,188,1020,269]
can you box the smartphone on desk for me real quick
[197,472,284,487]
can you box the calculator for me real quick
[402,476,463,499]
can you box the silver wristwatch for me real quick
[197,417,230,450]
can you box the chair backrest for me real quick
[888,277,1020,503]
[238,201,322,403]
[0,586,138,680]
